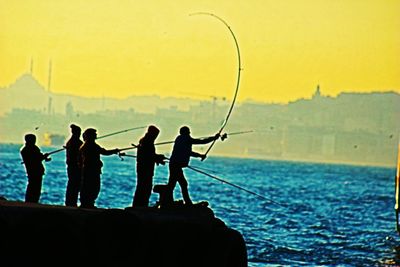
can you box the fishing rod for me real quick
[152,130,254,146]
[224,130,254,135]
[147,154,283,207]
[48,129,253,155]
[111,130,254,151]
[117,153,137,161]
[96,126,147,140]
[118,144,138,152]
[220,130,253,141]
[45,126,146,156]
[47,147,65,156]
[117,152,285,208]
[121,154,136,158]
[186,165,287,208]
[118,151,219,174]
[187,164,221,174]
[190,13,242,159]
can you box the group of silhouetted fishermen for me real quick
[20,124,221,209]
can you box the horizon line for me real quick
[0,72,399,105]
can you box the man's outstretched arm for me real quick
[191,133,220,145]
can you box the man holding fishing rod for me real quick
[40,125,146,207]
[64,124,83,207]
[132,125,166,207]
[78,128,121,209]
[167,126,220,205]
[20,133,51,203]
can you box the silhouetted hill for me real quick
[0,74,49,114]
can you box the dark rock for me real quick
[0,200,247,267]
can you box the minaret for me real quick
[30,58,33,75]
[102,93,105,110]
[47,59,53,116]
[48,59,52,91]
[312,84,321,99]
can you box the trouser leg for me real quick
[66,167,81,206]
[169,165,192,205]
[178,176,192,205]
[25,175,42,203]
[167,165,179,203]
[142,179,152,207]
[80,172,100,208]
[133,174,152,207]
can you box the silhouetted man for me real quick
[20,134,51,203]
[65,124,83,207]
[168,126,219,205]
[132,125,166,207]
[79,128,119,209]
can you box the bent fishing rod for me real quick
[46,126,147,156]
[190,13,242,159]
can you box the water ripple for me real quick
[0,144,397,266]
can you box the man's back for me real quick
[20,145,45,176]
[79,142,103,172]
[66,137,83,166]
[169,134,192,166]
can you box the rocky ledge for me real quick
[0,200,247,267]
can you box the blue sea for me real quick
[0,143,398,266]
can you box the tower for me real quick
[312,84,321,99]
[47,59,53,116]
[30,57,33,75]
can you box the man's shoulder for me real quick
[74,138,83,146]
[176,134,192,142]
[80,142,99,151]
[21,145,41,156]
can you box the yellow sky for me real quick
[0,0,399,103]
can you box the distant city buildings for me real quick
[0,75,399,166]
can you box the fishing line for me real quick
[186,165,287,208]
[118,152,285,207]
[186,164,221,174]
[122,153,287,208]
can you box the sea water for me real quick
[0,143,398,266]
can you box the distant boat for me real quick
[43,133,66,147]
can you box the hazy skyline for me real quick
[0,0,399,103]
[1,81,398,166]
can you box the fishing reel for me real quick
[117,152,126,161]
[221,133,228,141]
